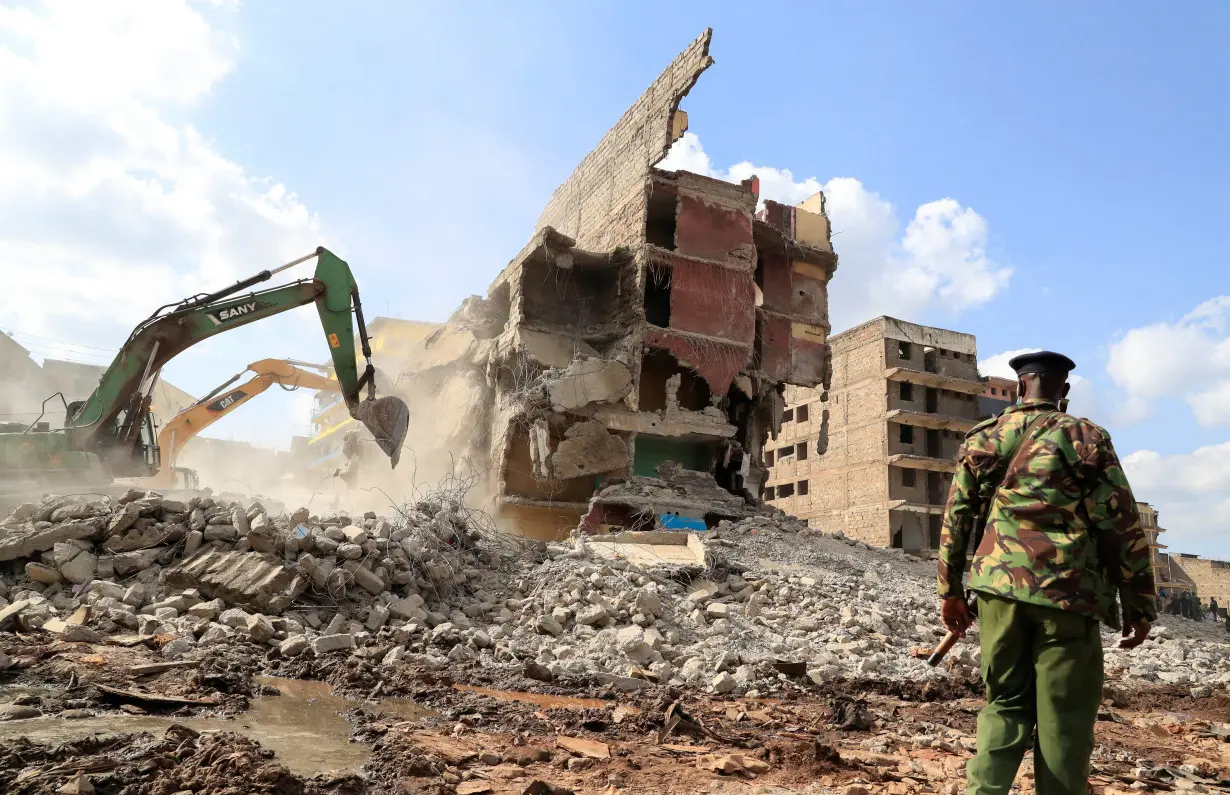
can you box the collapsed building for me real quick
[389,30,838,539]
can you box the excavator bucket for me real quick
[355,395,409,468]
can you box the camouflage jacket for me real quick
[937,399,1157,625]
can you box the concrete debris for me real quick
[167,546,307,614]
[0,485,1225,701]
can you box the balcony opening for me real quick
[644,265,672,327]
[925,387,938,413]
[902,468,917,488]
[900,382,914,402]
[924,347,938,374]
[646,189,678,249]
[926,428,941,457]
[898,341,912,361]
[899,424,914,445]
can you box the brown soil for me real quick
[4,634,1229,793]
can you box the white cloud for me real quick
[658,133,1012,330]
[1123,443,1230,554]
[1106,296,1230,425]
[978,348,1039,379]
[0,0,327,447]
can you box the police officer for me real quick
[937,351,1156,795]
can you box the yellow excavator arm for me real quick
[152,359,340,488]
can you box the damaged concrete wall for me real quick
[535,29,714,251]
[374,30,838,540]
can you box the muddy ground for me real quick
[1,633,1229,794]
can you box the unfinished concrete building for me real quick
[764,317,987,552]
[390,30,837,538]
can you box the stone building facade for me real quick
[764,317,988,552]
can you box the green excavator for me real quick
[0,247,409,500]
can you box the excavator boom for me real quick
[0,248,408,492]
[153,359,344,488]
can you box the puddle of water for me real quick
[0,676,432,777]
[453,683,608,710]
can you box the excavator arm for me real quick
[63,248,407,477]
[153,359,342,487]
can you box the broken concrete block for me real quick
[366,604,390,631]
[103,524,168,553]
[232,507,251,536]
[279,635,308,656]
[549,421,629,480]
[382,644,406,666]
[198,624,232,647]
[61,624,104,643]
[0,519,102,562]
[112,549,162,576]
[54,541,96,585]
[337,543,363,561]
[634,589,662,617]
[154,607,179,622]
[536,615,564,636]
[187,598,223,621]
[107,504,140,535]
[204,524,237,543]
[575,604,606,626]
[311,634,355,654]
[166,546,306,614]
[546,358,632,412]
[162,637,195,658]
[711,671,736,694]
[218,608,252,629]
[388,594,426,620]
[705,602,731,619]
[91,582,126,602]
[121,583,146,608]
[25,562,60,585]
[183,530,204,557]
[341,561,384,595]
[247,613,275,643]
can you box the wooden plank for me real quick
[131,660,202,676]
[96,684,218,706]
[0,600,31,625]
[556,735,611,759]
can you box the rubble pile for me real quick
[0,491,1225,698]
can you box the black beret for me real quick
[1008,351,1076,376]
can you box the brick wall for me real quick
[535,29,714,251]
[1167,556,1230,609]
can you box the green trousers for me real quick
[966,593,1103,795]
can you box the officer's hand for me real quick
[941,597,971,638]
[1119,619,1151,649]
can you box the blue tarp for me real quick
[658,514,707,531]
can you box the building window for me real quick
[798,479,809,496]
[797,441,808,460]
[902,468,917,488]
[765,449,774,467]
[782,408,794,424]
[797,404,809,423]
[764,486,774,500]
[898,341,912,360]
[778,446,795,461]
[899,425,914,444]
[900,382,914,402]
[778,482,795,498]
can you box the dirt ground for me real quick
[2,632,1230,794]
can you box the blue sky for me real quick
[1,2,1226,553]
